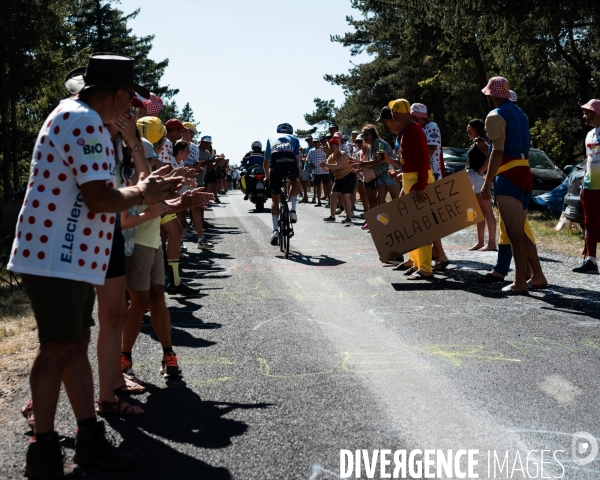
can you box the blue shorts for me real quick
[377,173,396,186]
[494,175,531,209]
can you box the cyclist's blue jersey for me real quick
[264,133,300,166]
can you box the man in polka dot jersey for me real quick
[8,53,183,478]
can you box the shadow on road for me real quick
[282,252,346,267]
[86,386,273,479]
[391,267,600,320]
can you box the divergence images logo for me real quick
[572,432,598,466]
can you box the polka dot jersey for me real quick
[159,139,181,168]
[8,99,116,285]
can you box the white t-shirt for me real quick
[307,148,327,174]
[8,99,116,285]
[159,139,180,168]
[422,122,443,178]
[186,142,199,166]
[584,128,600,190]
[340,143,353,157]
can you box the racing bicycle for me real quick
[278,184,294,258]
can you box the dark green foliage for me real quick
[316,0,599,166]
[0,0,175,200]
[296,98,339,137]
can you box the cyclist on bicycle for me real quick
[264,123,300,246]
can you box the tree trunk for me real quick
[434,88,447,144]
[95,0,103,50]
[11,88,19,191]
[471,45,490,118]
[1,54,11,200]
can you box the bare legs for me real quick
[470,193,497,250]
[123,285,173,354]
[376,183,400,205]
[30,329,95,434]
[95,276,133,403]
[356,181,369,211]
[162,218,182,261]
[496,195,546,292]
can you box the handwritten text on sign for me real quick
[364,170,482,262]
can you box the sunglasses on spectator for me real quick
[119,87,135,100]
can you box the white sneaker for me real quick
[270,231,279,246]
[198,237,214,249]
[289,210,298,223]
[335,208,343,215]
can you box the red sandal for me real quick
[96,398,144,416]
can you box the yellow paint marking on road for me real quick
[411,344,522,367]
[580,338,600,348]
[257,357,333,378]
[505,337,577,354]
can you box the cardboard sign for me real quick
[364,170,482,262]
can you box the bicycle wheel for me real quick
[279,202,290,257]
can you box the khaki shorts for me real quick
[21,274,95,344]
[126,244,165,291]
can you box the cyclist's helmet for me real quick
[251,140,262,150]
[276,123,294,135]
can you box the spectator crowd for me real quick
[6,51,600,479]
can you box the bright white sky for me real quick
[117,0,368,164]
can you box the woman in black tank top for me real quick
[466,119,497,251]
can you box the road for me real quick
[2,190,600,479]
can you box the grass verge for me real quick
[0,271,37,411]
[524,209,584,258]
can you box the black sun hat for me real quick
[64,53,150,98]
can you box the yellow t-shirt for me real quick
[134,205,161,249]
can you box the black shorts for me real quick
[21,274,95,343]
[206,169,218,184]
[226,175,232,182]
[364,179,377,190]
[269,151,299,194]
[313,173,330,185]
[332,172,357,194]
[106,225,126,279]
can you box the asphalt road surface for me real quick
[2,190,600,480]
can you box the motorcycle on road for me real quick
[240,165,269,212]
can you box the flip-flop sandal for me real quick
[478,272,504,284]
[496,285,529,296]
[433,260,450,271]
[526,280,550,291]
[114,383,146,396]
[96,398,144,416]
[393,263,414,271]
[123,373,144,386]
[403,266,418,276]
[407,271,436,281]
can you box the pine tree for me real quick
[180,103,196,124]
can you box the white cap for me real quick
[142,138,158,159]
[200,135,212,143]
